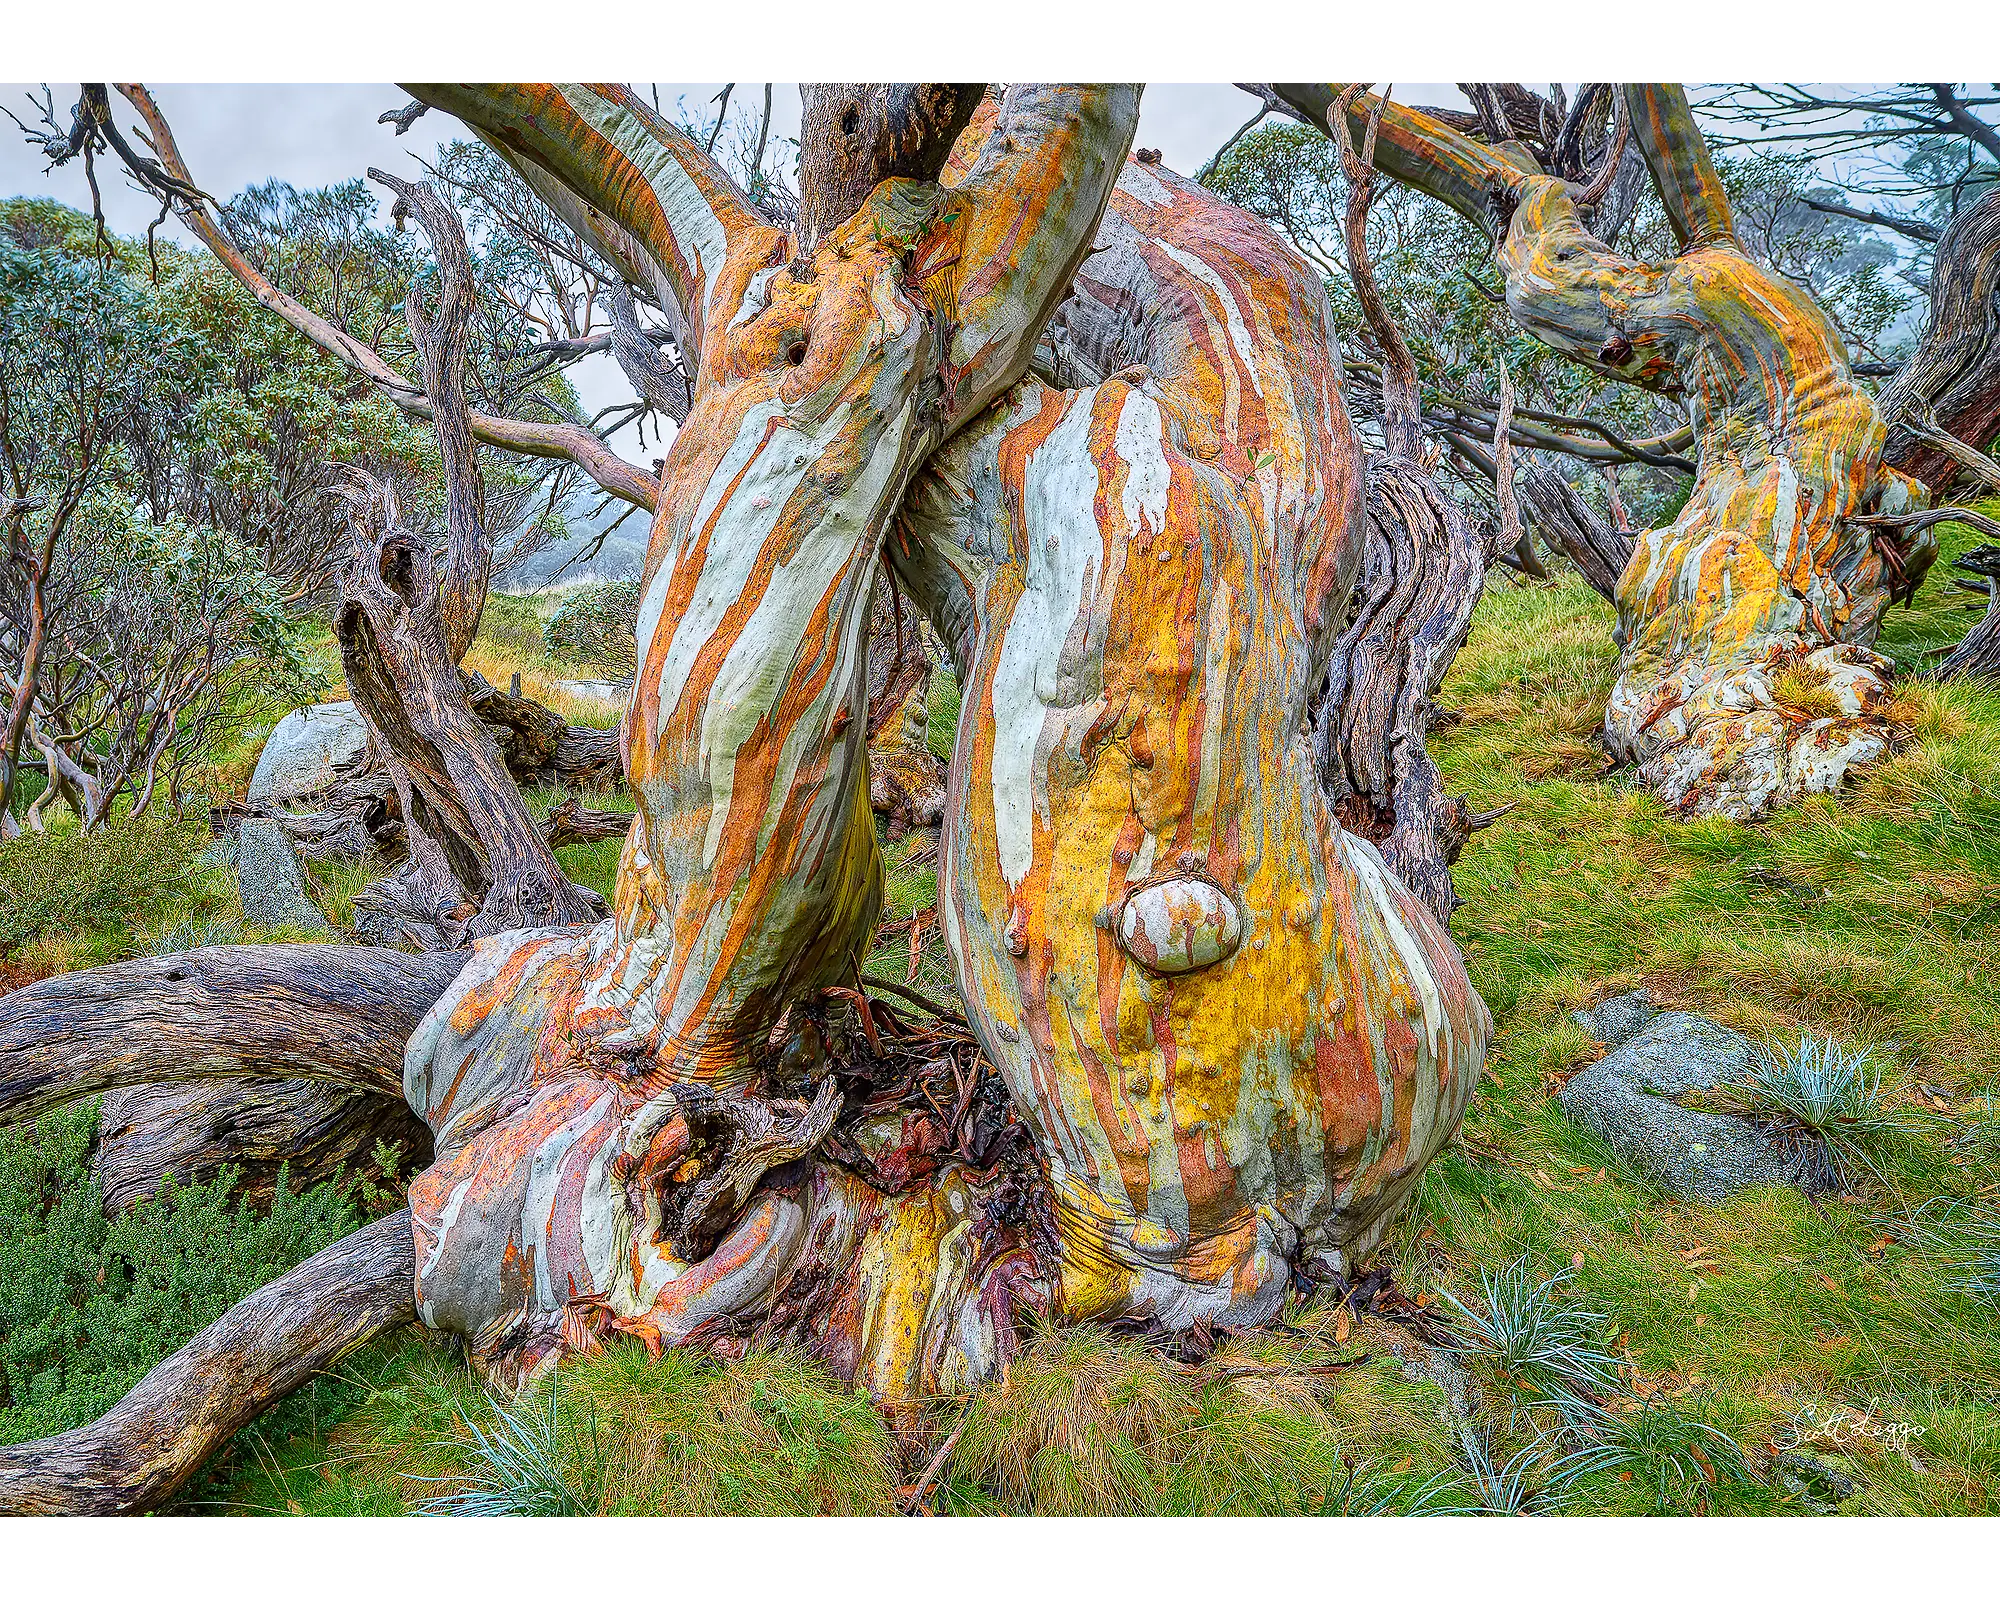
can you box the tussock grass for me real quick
[242,1341,901,1517]
[939,1319,1459,1516]
[200,528,2000,1514]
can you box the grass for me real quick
[220,1339,903,1517]
[1440,1255,1621,1410]
[16,516,2000,1514]
[1707,1036,1911,1195]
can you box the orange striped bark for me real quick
[1282,84,1932,818]
[896,158,1487,1332]
[401,87,1145,1393]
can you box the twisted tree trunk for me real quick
[1881,187,2000,494]
[0,84,1496,1507]
[1275,83,1934,820]
[1320,461,1491,923]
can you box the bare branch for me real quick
[99,86,657,511]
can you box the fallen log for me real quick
[0,944,466,1128]
[0,1210,416,1515]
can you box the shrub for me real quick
[0,1104,361,1447]
[0,807,210,957]
[543,580,640,680]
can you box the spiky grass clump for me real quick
[1455,1426,1565,1515]
[144,911,245,955]
[943,1323,1439,1516]
[1726,1035,1904,1193]
[417,1389,600,1516]
[1441,1255,1619,1411]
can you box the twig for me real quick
[900,1413,967,1514]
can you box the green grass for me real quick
[19,534,2000,1514]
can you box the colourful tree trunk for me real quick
[1277,83,1935,819]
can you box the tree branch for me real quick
[108,85,659,513]
[0,945,465,1129]
[0,1210,416,1514]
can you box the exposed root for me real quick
[0,1210,416,1515]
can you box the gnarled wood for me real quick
[335,476,601,948]
[1514,457,1631,602]
[0,1210,416,1515]
[0,945,465,1128]
[1276,83,1933,819]
[92,1080,431,1215]
[1320,459,1491,924]
[1881,188,2000,493]
[797,84,984,253]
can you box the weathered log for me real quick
[91,1080,431,1215]
[334,475,602,946]
[0,944,465,1128]
[1319,458,1492,924]
[1881,189,2000,494]
[0,1210,416,1515]
[464,671,622,790]
[1515,458,1631,603]
[542,795,631,848]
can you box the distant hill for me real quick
[501,493,652,591]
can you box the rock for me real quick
[1573,987,1658,1048]
[1558,991,1794,1202]
[248,702,369,807]
[1772,1449,1860,1513]
[235,816,329,930]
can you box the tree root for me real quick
[0,1210,416,1515]
[0,944,466,1127]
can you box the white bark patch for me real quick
[646,397,790,732]
[571,85,730,324]
[1118,163,1175,211]
[989,399,1105,890]
[1340,835,1448,1062]
[1156,239,1264,400]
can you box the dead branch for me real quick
[0,945,465,1128]
[0,1210,416,1514]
